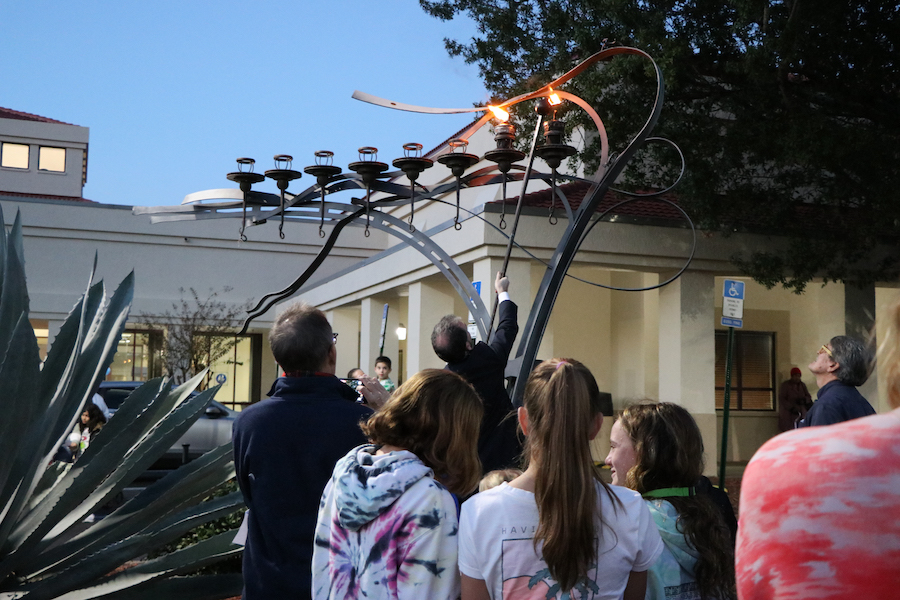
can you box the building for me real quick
[0,107,377,408]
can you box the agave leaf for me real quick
[49,273,134,458]
[27,445,235,578]
[7,212,24,274]
[0,385,219,575]
[0,316,42,509]
[0,275,135,565]
[23,462,72,516]
[56,272,135,454]
[22,501,243,600]
[0,209,29,370]
[102,372,210,451]
[70,573,243,600]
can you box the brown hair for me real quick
[521,358,616,592]
[269,301,332,374]
[361,369,483,496]
[878,296,900,409]
[618,402,736,600]
[431,315,469,364]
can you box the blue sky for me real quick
[0,2,489,206]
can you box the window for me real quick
[197,332,262,410]
[715,330,775,410]
[1,142,29,169]
[110,330,164,381]
[39,146,66,172]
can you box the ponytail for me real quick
[523,359,612,592]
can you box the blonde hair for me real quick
[878,295,900,409]
[361,369,483,496]
[522,358,616,592]
[478,468,522,492]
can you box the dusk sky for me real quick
[1,2,489,206]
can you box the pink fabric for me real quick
[736,409,900,599]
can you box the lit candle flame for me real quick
[488,105,510,121]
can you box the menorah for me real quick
[135,45,694,405]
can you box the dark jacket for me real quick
[446,299,521,472]
[233,376,372,600]
[800,379,875,427]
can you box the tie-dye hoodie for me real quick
[645,500,703,600]
[312,444,461,600]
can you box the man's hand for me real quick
[495,271,510,294]
[356,376,391,410]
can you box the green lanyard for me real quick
[642,487,695,499]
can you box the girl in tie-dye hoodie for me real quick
[313,369,483,600]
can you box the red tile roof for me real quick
[491,180,686,223]
[0,107,76,126]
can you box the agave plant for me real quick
[0,207,244,599]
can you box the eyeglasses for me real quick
[818,344,833,357]
[333,333,339,344]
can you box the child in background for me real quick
[374,356,396,392]
[478,468,522,493]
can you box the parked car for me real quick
[97,380,237,470]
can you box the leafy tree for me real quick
[141,287,251,385]
[421,0,900,291]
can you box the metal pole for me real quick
[486,114,545,343]
[719,326,735,490]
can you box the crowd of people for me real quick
[231,272,899,600]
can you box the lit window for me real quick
[39,146,66,172]
[1,142,29,169]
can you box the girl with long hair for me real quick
[313,369,483,600]
[607,402,736,600]
[73,401,106,459]
[459,359,663,600]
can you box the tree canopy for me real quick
[421,0,900,291]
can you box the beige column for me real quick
[359,298,384,377]
[472,257,532,347]
[327,307,360,379]
[407,280,456,375]
[658,270,717,474]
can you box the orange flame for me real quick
[488,105,510,121]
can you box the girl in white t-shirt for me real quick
[459,358,663,600]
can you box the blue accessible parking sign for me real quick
[722,279,745,328]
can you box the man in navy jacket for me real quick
[432,272,521,473]
[233,302,373,599]
[800,335,875,427]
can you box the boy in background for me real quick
[374,356,396,392]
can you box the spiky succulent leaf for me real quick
[22,501,243,600]
[27,444,235,578]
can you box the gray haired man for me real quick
[800,335,875,427]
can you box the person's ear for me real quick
[588,413,603,441]
[826,360,839,374]
[517,406,529,436]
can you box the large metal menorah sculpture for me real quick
[136,46,695,405]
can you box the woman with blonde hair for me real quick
[735,300,900,599]
[459,359,662,600]
[607,402,736,599]
[313,369,483,600]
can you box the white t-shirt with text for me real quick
[459,481,663,600]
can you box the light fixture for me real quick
[396,323,407,341]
